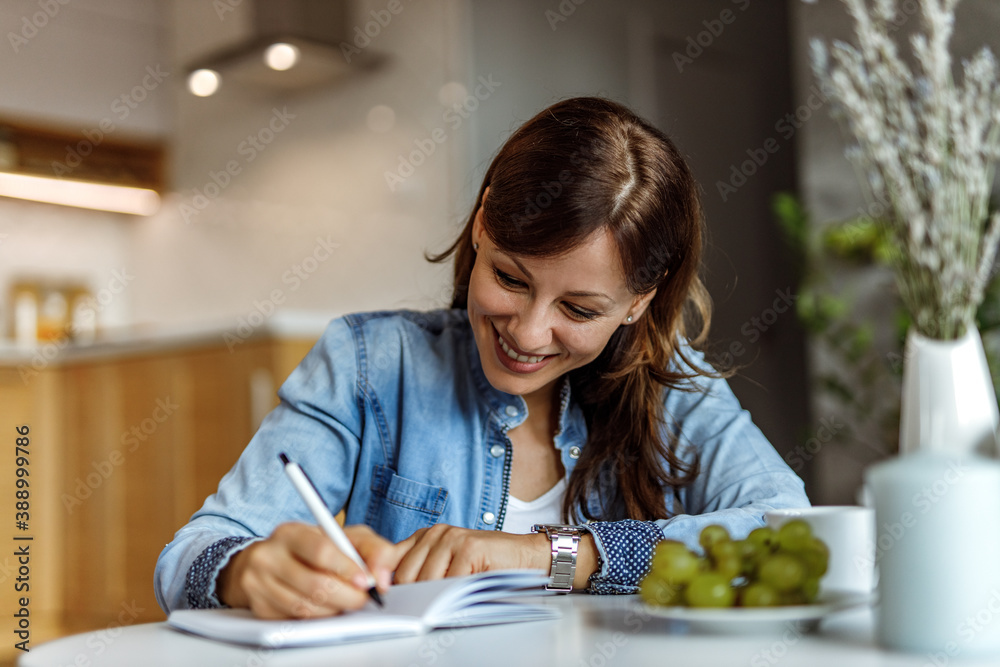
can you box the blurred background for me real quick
[1,0,1000,658]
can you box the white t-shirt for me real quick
[499,477,567,534]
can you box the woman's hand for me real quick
[393,524,552,583]
[217,522,401,619]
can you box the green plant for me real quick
[772,192,1000,453]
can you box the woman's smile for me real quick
[492,322,557,372]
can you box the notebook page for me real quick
[167,570,556,647]
[168,608,424,648]
[420,570,556,627]
[371,569,551,621]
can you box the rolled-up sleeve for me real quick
[154,317,364,614]
[183,536,259,609]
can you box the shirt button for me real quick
[569,446,581,459]
[482,512,496,525]
[490,444,505,458]
[505,405,519,417]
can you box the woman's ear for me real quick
[472,186,490,247]
[629,267,668,322]
[627,287,658,324]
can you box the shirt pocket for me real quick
[365,465,448,540]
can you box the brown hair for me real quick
[428,97,717,522]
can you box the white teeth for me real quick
[497,334,544,364]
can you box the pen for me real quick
[278,452,384,607]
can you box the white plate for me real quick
[639,589,875,634]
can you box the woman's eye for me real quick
[493,268,524,288]
[493,266,599,320]
[565,304,599,321]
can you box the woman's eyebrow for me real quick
[507,254,614,303]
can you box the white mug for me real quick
[764,505,876,595]
[866,452,1000,655]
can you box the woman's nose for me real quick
[506,304,553,353]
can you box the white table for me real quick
[18,595,999,667]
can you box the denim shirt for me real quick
[154,309,809,613]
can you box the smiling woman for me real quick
[431,97,722,526]
[154,96,809,620]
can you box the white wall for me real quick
[127,0,473,329]
[0,0,170,335]
[0,0,169,135]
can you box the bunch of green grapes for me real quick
[640,520,829,608]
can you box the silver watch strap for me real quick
[533,525,584,592]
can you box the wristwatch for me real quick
[531,524,588,592]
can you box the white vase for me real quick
[899,327,1000,456]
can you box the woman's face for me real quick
[468,194,656,405]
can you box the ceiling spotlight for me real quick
[264,43,300,71]
[188,69,221,97]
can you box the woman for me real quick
[154,97,809,619]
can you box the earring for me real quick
[473,243,479,251]
[626,315,633,323]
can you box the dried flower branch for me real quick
[811,0,1000,339]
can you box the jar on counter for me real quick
[37,286,69,342]
[68,286,96,344]
[10,282,39,348]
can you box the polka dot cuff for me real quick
[185,536,256,609]
[584,520,663,594]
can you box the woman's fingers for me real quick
[244,566,343,619]
[393,528,435,584]
[344,524,405,590]
[267,542,368,613]
[393,530,421,557]
[222,522,375,619]
[393,526,544,584]
[411,529,463,581]
[279,524,366,586]
[386,531,421,585]
[394,525,473,583]
[441,548,478,580]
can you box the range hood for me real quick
[184,0,383,93]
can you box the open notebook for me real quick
[167,569,558,648]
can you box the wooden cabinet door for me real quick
[10,336,316,640]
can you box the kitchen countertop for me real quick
[0,310,334,365]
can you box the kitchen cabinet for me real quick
[0,328,318,658]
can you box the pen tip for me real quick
[368,587,384,607]
[278,452,290,465]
